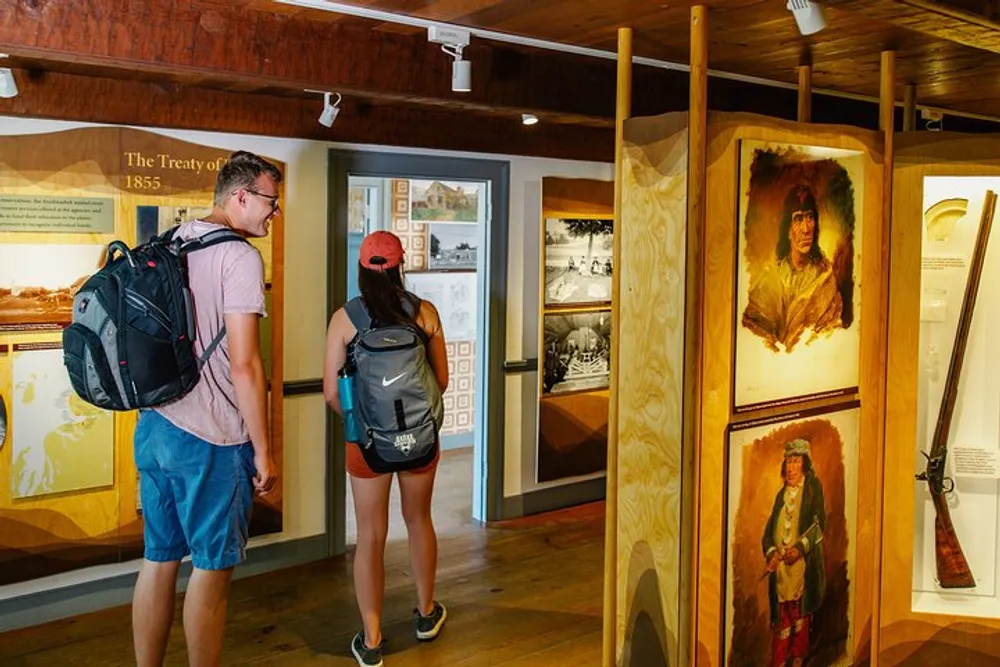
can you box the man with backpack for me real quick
[130,151,279,667]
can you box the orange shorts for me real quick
[345,442,440,478]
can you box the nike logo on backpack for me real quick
[382,373,406,387]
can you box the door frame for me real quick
[326,149,510,555]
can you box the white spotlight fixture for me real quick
[318,91,341,127]
[786,0,827,36]
[0,54,16,99]
[428,25,472,93]
[522,113,538,126]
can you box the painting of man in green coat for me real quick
[761,438,827,667]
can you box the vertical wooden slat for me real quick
[871,48,896,667]
[904,84,917,132]
[687,5,709,667]
[604,24,631,667]
[798,64,813,123]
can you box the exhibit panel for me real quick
[694,113,885,667]
[536,177,614,484]
[880,133,1000,665]
[614,112,688,666]
[0,127,285,586]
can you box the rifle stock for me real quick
[930,487,976,588]
[916,188,996,590]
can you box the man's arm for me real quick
[227,311,275,495]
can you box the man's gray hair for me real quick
[213,151,283,207]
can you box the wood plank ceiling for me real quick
[272,0,1000,121]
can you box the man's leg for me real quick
[133,559,182,667]
[183,567,236,667]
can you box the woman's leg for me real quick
[398,465,438,615]
[349,472,393,647]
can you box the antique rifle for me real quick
[915,189,997,589]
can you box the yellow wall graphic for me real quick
[0,126,285,586]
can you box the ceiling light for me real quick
[787,0,827,36]
[0,54,15,99]
[318,91,341,127]
[428,26,473,93]
[522,113,538,125]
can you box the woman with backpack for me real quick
[323,230,450,667]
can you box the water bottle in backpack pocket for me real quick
[344,296,444,474]
[337,364,363,443]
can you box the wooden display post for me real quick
[879,132,1000,664]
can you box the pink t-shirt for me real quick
[155,220,267,446]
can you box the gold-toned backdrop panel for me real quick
[0,126,285,585]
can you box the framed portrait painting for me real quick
[733,140,864,412]
[724,401,860,667]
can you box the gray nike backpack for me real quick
[345,295,444,473]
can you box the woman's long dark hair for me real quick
[358,265,415,326]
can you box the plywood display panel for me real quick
[0,127,285,584]
[695,113,884,667]
[538,177,614,485]
[880,132,1000,665]
[614,112,688,666]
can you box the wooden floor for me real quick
[0,487,605,666]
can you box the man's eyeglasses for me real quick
[242,188,280,211]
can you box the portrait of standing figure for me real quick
[725,404,860,667]
[762,439,826,667]
[734,141,865,411]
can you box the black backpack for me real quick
[62,226,248,411]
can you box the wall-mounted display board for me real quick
[686,113,884,667]
[724,401,860,667]
[0,127,285,586]
[881,133,1000,665]
[537,176,614,484]
[734,141,864,412]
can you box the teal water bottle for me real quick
[338,365,362,442]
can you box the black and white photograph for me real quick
[428,223,478,271]
[544,217,614,306]
[542,310,612,395]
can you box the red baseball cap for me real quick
[359,231,405,271]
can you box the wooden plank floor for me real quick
[0,493,605,666]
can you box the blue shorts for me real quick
[134,410,256,570]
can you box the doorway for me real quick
[326,151,510,555]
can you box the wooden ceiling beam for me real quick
[0,66,614,162]
[836,0,1000,53]
[0,0,624,127]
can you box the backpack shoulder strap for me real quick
[197,327,228,369]
[344,297,372,332]
[181,228,249,255]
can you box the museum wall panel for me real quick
[614,112,689,667]
[693,112,885,667]
[879,131,1000,665]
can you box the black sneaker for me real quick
[415,601,447,641]
[350,631,383,667]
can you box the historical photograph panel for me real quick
[542,309,611,396]
[427,222,477,271]
[544,217,613,307]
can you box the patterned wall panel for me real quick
[391,179,428,270]
[391,179,475,439]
